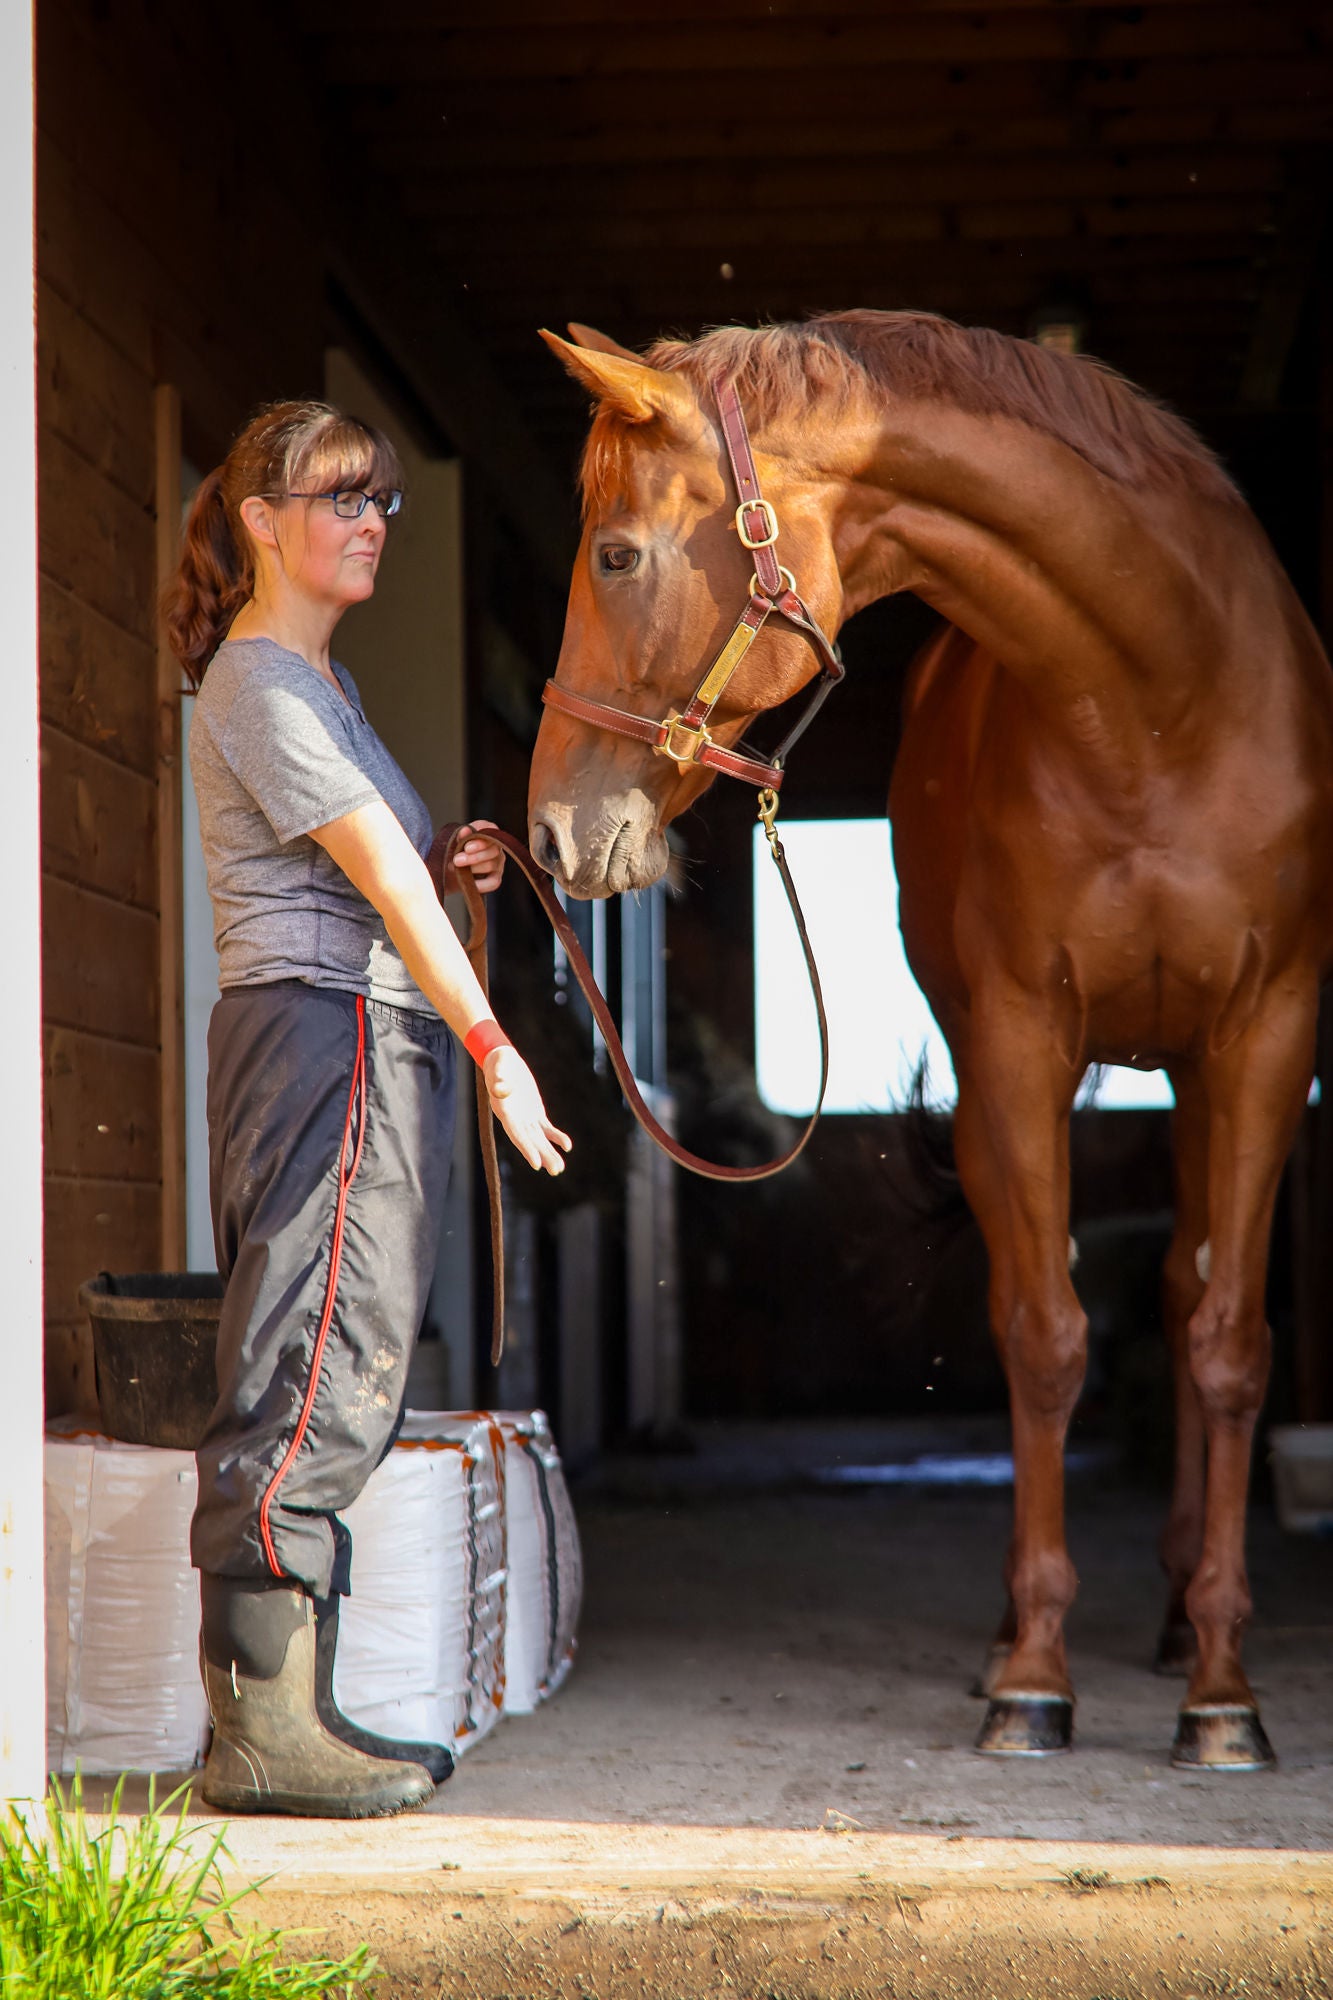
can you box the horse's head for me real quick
[528,325,843,897]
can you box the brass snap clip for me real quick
[757,785,782,857]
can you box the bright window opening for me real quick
[753,819,1176,1116]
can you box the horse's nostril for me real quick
[530,820,561,875]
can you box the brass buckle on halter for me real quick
[654,710,712,766]
[735,498,779,550]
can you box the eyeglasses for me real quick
[276,489,403,519]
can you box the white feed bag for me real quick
[335,1412,507,1757]
[44,1426,210,1776]
[493,1410,583,1714]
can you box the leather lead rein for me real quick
[428,816,830,1368]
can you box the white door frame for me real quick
[2,0,48,1804]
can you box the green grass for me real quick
[0,1776,374,1998]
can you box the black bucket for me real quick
[78,1272,224,1451]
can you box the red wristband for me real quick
[464,1019,512,1066]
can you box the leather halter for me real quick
[541,376,844,793]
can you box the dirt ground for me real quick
[184,1419,1333,1996]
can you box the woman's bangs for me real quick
[287,416,403,499]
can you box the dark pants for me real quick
[191,982,456,1597]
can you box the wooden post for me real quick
[154,384,186,1270]
[1,0,48,1804]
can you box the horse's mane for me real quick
[580,309,1236,514]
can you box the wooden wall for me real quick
[37,0,327,1410]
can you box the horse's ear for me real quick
[539,328,698,431]
[566,322,642,364]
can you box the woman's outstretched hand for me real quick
[452,818,505,893]
[483,1046,572,1175]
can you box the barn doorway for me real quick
[34,0,1333,1861]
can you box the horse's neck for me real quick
[809,396,1238,734]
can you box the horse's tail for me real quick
[886,1057,972,1238]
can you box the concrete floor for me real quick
[112,1416,1333,1846]
[99,1421,1333,1995]
[425,1418,1333,1849]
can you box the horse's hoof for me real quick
[1153,1619,1198,1677]
[1170,1705,1276,1772]
[968,1643,1012,1700]
[975,1694,1073,1757]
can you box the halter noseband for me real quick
[541,376,845,795]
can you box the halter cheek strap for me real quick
[541,374,844,793]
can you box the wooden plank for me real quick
[155,383,186,1272]
[431,204,949,260]
[427,192,1274,263]
[317,10,1327,83]
[302,0,1249,25]
[408,148,1285,222]
[333,53,1333,131]
[466,232,1265,299]
[43,1318,98,1421]
[41,874,159,1047]
[37,129,320,459]
[39,574,156,776]
[39,427,155,642]
[36,134,153,373]
[37,280,155,506]
[377,100,1333,173]
[40,723,157,908]
[376,111,1084,173]
[44,1025,161,1184]
[1079,195,1277,238]
[43,1175,162,1334]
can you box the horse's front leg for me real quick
[1173,983,1316,1770]
[954,1007,1086,1756]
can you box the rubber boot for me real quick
[199,1575,435,1818]
[312,1589,454,1786]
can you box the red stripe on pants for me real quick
[258,994,367,1578]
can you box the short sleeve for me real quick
[220,670,380,844]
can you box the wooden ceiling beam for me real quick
[423,193,1276,261]
[314,10,1327,85]
[363,104,1333,174]
[326,55,1333,133]
[300,0,1249,29]
[412,234,1267,312]
[398,149,1284,223]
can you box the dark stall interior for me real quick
[301,4,1333,1453]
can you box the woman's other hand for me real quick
[453,819,505,893]
[483,1046,572,1175]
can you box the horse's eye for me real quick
[599,545,639,574]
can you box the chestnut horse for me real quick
[528,312,1333,1769]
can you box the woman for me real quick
[167,399,570,1819]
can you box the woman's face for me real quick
[272,487,388,609]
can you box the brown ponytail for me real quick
[163,399,404,687]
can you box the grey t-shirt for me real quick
[190,637,436,1010]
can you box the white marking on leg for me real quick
[1195,1240,1211,1283]
[1067,1235,1079,1270]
